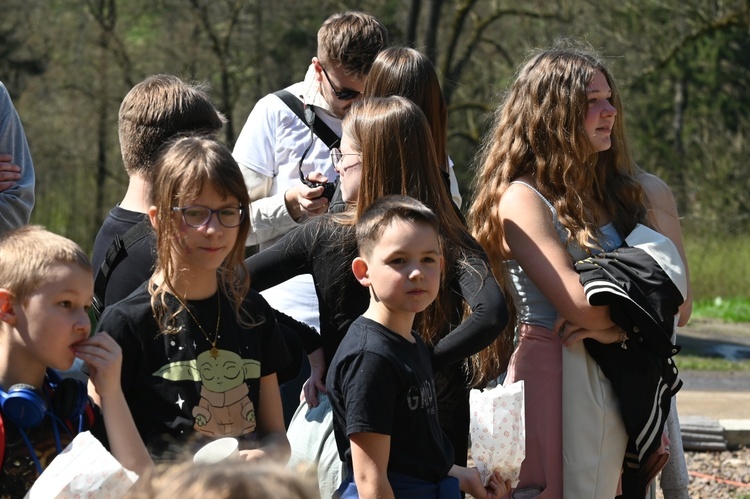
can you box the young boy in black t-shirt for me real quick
[327,196,510,499]
[0,226,152,497]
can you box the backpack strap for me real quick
[92,220,153,319]
[273,90,340,149]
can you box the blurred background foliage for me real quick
[1,0,748,300]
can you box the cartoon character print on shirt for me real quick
[153,349,260,437]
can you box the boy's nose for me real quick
[76,310,91,336]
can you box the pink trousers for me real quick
[504,323,562,498]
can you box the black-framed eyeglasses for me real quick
[321,66,361,101]
[172,205,244,228]
[330,147,361,173]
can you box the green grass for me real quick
[692,297,750,323]
[677,231,750,371]
[676,354,750,371]
[684,231,750,301]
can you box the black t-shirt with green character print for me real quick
[91,285,290,460]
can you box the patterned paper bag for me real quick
[469,380,525,487]
[24,431,138,499]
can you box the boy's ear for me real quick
[351,257,371,287]
[0,289,17,325]
[148,206,158,229]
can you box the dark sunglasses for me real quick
[321,66,361,101]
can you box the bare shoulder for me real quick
[498,180,551,221]
[498,180,558,256]
[636,171,673,201]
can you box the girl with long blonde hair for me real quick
[468,45,647,498]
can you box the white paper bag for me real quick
[469,380,525,487]
[24,431,138,499]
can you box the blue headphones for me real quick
[0,370,88,473]
[0,369,88,428]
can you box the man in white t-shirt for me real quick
[232,12,388,334]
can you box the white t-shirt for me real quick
[233,86,340,199]
[233,66,339,332]
[233,66,341,249]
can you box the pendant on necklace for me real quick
[210,346,219,358]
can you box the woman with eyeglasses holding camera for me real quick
[91,136,291,464]
[246,97,510,497]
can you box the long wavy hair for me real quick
[469,45,646,265]
[468,45,647,343]
[148,136,252,334]
[363,47,449,174]
[339,96,511,386]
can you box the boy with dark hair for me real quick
[327,195,510,499]
[91,74,226,310]
[0,225,152,496]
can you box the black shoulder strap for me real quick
[273,90,340,149]
[92,220,152,319]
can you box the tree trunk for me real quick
[424,0,445,64]
[406,0,421,47]
[672,74,688,215]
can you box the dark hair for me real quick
[342,97,456,232]
[356,195,439,258]
[118,74,226,176]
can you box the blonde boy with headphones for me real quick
[0,225,152,496]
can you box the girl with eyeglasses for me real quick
[91,136,291,463]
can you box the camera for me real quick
[300,176,337,202]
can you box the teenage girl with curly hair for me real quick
[468,44,648,498]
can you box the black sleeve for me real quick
[430,249,509,370]
[251,293,292,377]
[327,178,347,214]
[274,308,322,354]
[89,303,145,449]
[87,400,109,449]
[95,302,144,397]
[101,235,156,307]
[245,222,316,291]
